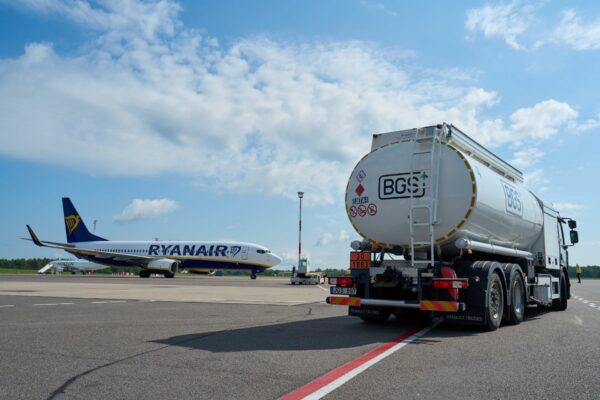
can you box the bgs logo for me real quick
[378,172,425,200]
[501,181,523,217]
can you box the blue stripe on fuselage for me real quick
[73,253,268,272]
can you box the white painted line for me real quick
[589,303,596,307]
[91,300,127,304]
[279,319,441,400]
[33,303,61,306]
[583,300,589,304]
[316,285,329,292]
[0,305,15,308]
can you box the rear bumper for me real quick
[326,296,465,312]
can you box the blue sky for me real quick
[0,0,599,267]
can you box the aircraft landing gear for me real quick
[164,272,175,278]
[139,269,151,278]
[250,273,257,280]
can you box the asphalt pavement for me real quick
[0,275,598,400]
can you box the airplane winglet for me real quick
[26,225,43,247]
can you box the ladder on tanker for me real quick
[408,124,446,268]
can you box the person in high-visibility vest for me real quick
[576,264,582,283]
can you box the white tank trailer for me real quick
[327,123,580,330]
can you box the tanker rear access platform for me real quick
[327,123,580,330]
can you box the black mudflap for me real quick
[445,287,486,326]
[445,263,490,326]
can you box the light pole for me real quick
[298,191,304,269]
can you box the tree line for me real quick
[1,258,598,278]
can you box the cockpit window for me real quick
[257,249,266,254]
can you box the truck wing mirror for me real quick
[568,220,577,229]
[570,230,579,244]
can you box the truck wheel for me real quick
[551,271,568,311]
[485,272,504,331]
[360,310,390,324]
[507,273,525,325]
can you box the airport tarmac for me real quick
[0,274,325,306]
[1,275,599,400]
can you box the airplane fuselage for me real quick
[71,241,280,273]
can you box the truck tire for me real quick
[507,272,525,325]
[551,271,568,311]
[485,272,504,331]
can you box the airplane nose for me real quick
[270,253,282,266]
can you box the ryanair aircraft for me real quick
[25,198,282,279]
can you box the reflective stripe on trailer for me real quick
[420,300,459,312]
[326,296,361,306]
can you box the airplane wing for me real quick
[23,225,153,267]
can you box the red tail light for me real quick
[328,277,354,286]
[433,279,468,289]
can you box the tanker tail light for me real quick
[328,277,354,287]
[433,279,469,290]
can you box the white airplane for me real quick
[38,259,109,274]
[25,198,282,279]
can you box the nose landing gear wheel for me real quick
[250,273,257,280]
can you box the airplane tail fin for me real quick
[62,197,107,243]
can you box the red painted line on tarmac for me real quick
[316,285,329,292]
[278,323,432,400]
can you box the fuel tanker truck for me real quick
[327,123,580,330]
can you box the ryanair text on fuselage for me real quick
[148,244,241,257]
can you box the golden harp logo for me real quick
[65,215,80,236]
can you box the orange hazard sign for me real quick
[350,251,370,269]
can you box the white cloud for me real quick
[114,198,178,222]
[0,1,588,205]
[316,230,351,247]
[510,148,544,168]
[466,4,600,53]
[573,114,600,132]
[553,10,600,50]
[509,99,578,139]
[552,203,585,211]
[523,169,549,192]
[465,1,535,50]
[467,99,578,148]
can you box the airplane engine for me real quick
[147,259,179,277]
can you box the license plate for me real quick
[330,287,357,295]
